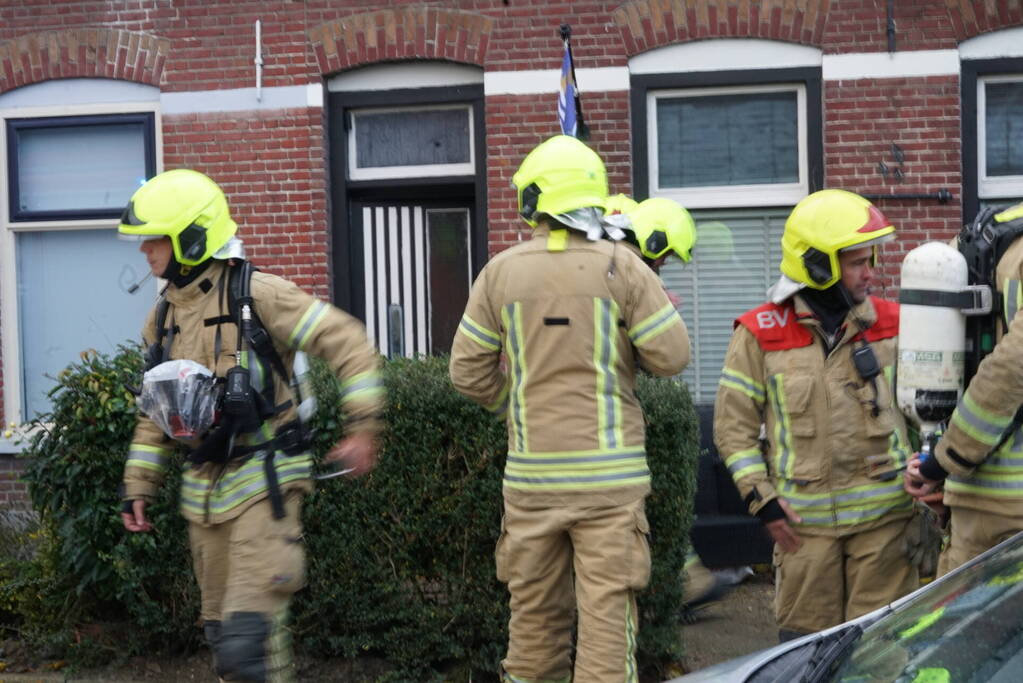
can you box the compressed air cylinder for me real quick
[896,242,967,434]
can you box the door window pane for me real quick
[349,106,473,180]
[427,209,471,355]
[656,91,799,188]
[8,114,153,219]
[985,81,1023,178]
[660,208,788,404]
[17,229,154,418]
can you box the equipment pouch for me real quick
[627,508,652,591]
[781,374,817,438]
[494,514,511,584]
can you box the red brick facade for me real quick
[0,455,28,510]
[2,1,1023,507]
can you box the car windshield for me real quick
[832,532,1023,682]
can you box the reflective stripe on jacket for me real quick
[449,224,690,508]
[123,260,383,524]
[714,295,913,536]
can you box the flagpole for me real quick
[559,23,589,140]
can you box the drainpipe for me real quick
[886,0,896,53]
[255,19,263,102]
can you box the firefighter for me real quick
[905,203,1023,575]
[450,136,690,682]
[118,169,383,682]
[619,196,697,270]
[714,189,919,640]
[604,194,731,613]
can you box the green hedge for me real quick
[1,348,698,680]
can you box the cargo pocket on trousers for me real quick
[627,510,652,591]
[268,535,306,595]
[494,514,510,584]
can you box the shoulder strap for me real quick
[228,261,291,385]
[144,297,173,370]
[735,302,814,351]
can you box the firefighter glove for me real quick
[902,502,943,578]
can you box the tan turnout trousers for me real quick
[188,492,306,682]
[937,506,1023,577]
[496,497,651,683]
[773,516,917,634]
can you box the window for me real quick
[348,104,474,180]
[660,210,787,404]
[1,81,161,422]
[977,75,1023,201]
[960,28,1023,221]
[7,113,154,221]
[648,84,808,209]
[632,62,822,404]
[16,229,155,419]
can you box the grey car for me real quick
[670,529,1023,683]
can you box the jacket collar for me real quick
[165,260,229,306]
[794,294,878,348]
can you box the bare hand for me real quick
[121,499,152,533]
[324,432,378,478]
[904,455,941,498]
[765,498,803,553]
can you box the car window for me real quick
[833,535,1023,682]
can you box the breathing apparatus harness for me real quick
[144,260,313,519]
[956,206,1023,455]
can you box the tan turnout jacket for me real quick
[122,259,383,525]
[714,294,914,536]
[449,224,690,508]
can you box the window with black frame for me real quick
[3,110,157,419]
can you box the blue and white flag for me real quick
[558,41,578,137]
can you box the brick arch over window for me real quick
[612,0,830,55]
[0,29,169,95]
[307,7,493,74]
[947,1,1023,40]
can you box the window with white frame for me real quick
[647,83,808,210]
[1,81,160,422]
[977,74,1023,203]
[347,104,474,181]
[633,61,822,404]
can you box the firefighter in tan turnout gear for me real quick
[450,135,690,682]
[714,189,919,639]
[605,194,729,613]
[118,169,383,682]
[906,202,1023,575]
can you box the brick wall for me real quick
[0,455,29,510]
[484,90,632,256]
[162,109,332,297]
[2,0,1023,442]
[824,75,963,294]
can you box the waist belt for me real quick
[187,419,311,519]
